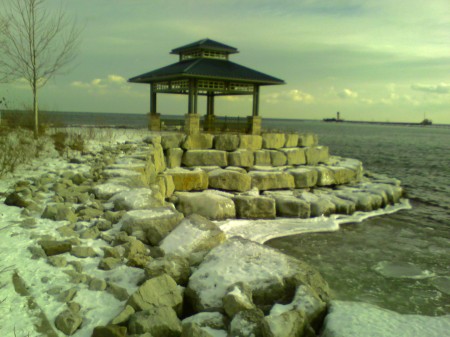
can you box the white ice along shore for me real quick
[0,127,444,337]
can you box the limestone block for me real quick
[284,133,299,147]
[249,171,295,190]
[175,191,236,220]
[156,174,175,198]
[287,167,319,188]
[279,147,306,165]
[254,150,271,166]
[305,146,329,165]
[238,135,262,150]
[120,207,184,245]
[92,325,127,337]
[182,134,214,150]
[273,195,311,218]
[223,283,255,318]
[329,166,357,185]
[298,133,318,147]
[39,240,72,256]
[109,187,164,211]
[314,167,336,186]
[165,148,183,168]
[128,306,182,336]
[208,169,252,192]
[225,166,247,174]
[143,135,162,145]
[186,237,330,312]
[263,310,306,337]
[229,309,265,337]
[127,274,183,313]
[148,143,166,174]
[41,203,77,222]
[227,149,254,168]
[166,168,209,191]
[268,150,287,166]
[214,134,239,151]
[300,192,336,217]
[262,133,286,149]
[93,183,129,200]
[161,134,185,150]
[181,312,227,331]
[233,195,276,219]
[182,150,228,167]
[160,214,226,262]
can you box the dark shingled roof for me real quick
[129,58,285,85]
[171,38,238,55]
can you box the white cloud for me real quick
[411,83,450,94]
[338,88,358,99]
[265,89,314,104]
[71,74,130,94]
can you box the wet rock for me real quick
[300,192,336,217]
[175,191,236,220]
[233,195,276,219]
[273,195,311,218]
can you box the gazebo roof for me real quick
[129,58,285,85]
[170,38,238,55]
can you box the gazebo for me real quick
[128,38,285,134]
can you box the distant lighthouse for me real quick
[337,111,341,121]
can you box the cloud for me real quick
[265,89,314,104]
[411,83,450,94]
[71,74,130,94]
[338,88,358,99]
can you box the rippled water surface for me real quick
[264,121,450,316]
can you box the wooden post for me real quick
[252,85,260,117]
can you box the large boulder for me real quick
[186,237,330,314]
[214,134,239,151]
[182,134,214,150]
[208,169,251,192]
[262,133,286,149]
[287,167,319,188]
[284,134,299,147]
[145,254,191,285]
[299,192,336,217]
[182,150,228,167]
[279,147,306,165]
[298,133,318,147]
[109,187,164,211]
[161,134,185,150]
[160,214,226,263]
[267,150,287,166]
[55,310,82,335]
[93,183,129,200]
[249,171,295,191]
[166,168,209,191]
[127,273,183,313]
[254,150,271,166]
[314,167,336,186]
[41,203,77,222]
[128,306,182,336]
[329,166,357,185]
[175,191,236,220]
[227,149,254,168]
[120,207,184,245]
[233,195,276,219]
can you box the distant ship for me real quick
[323,112,343,122]
[420,118,432,126]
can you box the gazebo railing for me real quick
[160,115,249,133]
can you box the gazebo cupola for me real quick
[129,38,285,134]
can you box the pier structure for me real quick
[129,39,285,134]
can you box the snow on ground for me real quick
[321,300,450,337]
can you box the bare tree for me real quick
[0,0,81,137]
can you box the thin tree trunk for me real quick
[33,84,38,138]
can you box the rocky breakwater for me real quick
[157,132,403,221]
[2,131,404,337]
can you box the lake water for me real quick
[37,111,450,316]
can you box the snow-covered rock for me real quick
[273,195,311,218]
[120,207,184,245]
[321,301,450,337]
[109,187,164,211]
[93,182,129,200]
[175,191,236,220]
[160,214,226,262]
[186,237,330,313]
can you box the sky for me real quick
[1,0,449,124]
